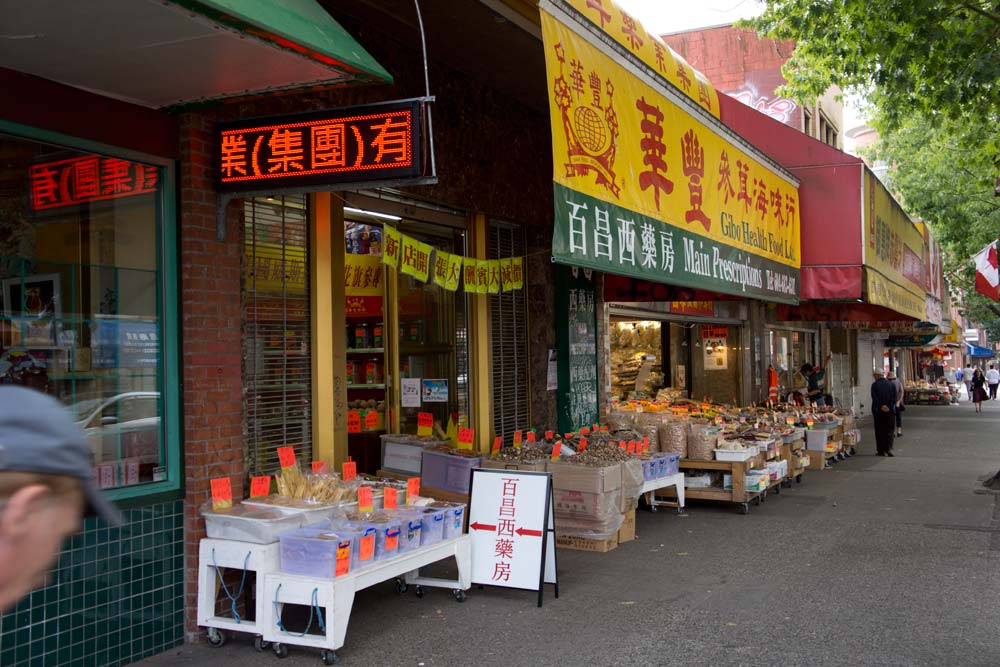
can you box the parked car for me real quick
[71,392,161,472]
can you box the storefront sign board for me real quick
[555,266,599,433]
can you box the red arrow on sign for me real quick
[470,522,496,532]
[515,527,542,537]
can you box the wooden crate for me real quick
[618,509,636,544]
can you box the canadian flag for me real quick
[974,240,999,301]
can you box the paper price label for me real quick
[545,431,554,440]
[342,461,357,482]
[359,533,375,561]
[358,486,374,512]
[365,410,380,430]
[457,427,475,450]
[385,530,399,552]
[551,441,562,461]
[513,430,523,448]
[384,487,399,510]
[277,446,296,470]
[619,441,627,450]
[249,475,271,498]
[210,477,232,510]
[643,437,649,450]
[347,411,362,433]
[407,477,420,502]
[580,426,590,435]
[527,431,537,443]
[786,417,795,426]
[627,441,636,454]
[417,412,433,436]
[336,544,351,576]
[492,436,503,455]
[311,461,328,474]
[578,437,588,451]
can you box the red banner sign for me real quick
[31,155,158,211]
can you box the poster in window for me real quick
[703,338,728,371]
[421,378,449,403]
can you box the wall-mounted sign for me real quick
[31,155,158,211]
[217,99,428,193]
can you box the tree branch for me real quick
[957,2,1000,28]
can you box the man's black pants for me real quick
[874,410,895,454]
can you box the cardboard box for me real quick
[548,461,622,494]
[617,509,636,544]
[556,534,618,552]
[552,488,620,521]
[481,459,547,472]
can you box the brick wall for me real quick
[179,111,246,641]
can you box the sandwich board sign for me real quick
[469,468,558,606]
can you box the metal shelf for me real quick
[348,383,386,390]
[346,347,384,354]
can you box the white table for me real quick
[262,535,472,663]
[197,538,280,647]
[642,472,685,513]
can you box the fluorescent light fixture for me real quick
[345,206,402,221]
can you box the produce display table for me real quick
[262,535,472,663]
[641,472,685,513]
[679,458,763,515]
[197,538,280,647]
[780,440,806,485]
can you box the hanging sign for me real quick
[432,250,464,291]
[400,235,433,282]
[469,469,558,606]
[217,99,428,193]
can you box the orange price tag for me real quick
[580,426,590,435]
[365,410,379,430]
[643,437,649,450]
[210,477,232,510]
[384,487,398,510]
[277,446,296,470]
[551,441,562,461]
[311,461,328,474]
[527,431,536,443]
[545,431,553,440]
[342,461,357,481]
[627,441,636,454]
[417,412,433,436]
[513,430,523,448]
[578,436,588,451]
[385,529,399,552]
[249,475,271,498]
[359,532,375,561]
[407,477,420,502]
[347,411,362,434]
[358,486,374,512]
[457,427,475,450]
[335,543,351,577]
[619,441,626,449]
[492,436,503,455]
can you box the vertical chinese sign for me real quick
[469,469,557,606]
[540,3,801,304]
[555,266,599,433]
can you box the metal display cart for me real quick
[640,471,686,513]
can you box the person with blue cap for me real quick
[0,386,121,611]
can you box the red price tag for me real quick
[527,431,536,443]
[619,441,627,450]
[578,437,588,451]
[580,426,590,435]
[627,441,636,454]
[551,441,562,462]
[407,477,420,502]
[643,437,649,450]
[457,427,475,450]
[342,461,357,481]
[358,486,374,512]
[210,477,232,510]
[385,529,399,552]
[336,543,351,576]
[492,436,502,455]
[365,410,379,430]
[277,446,296,470]
[513,430,523,448]
[417,412,433,436]
[249,475,271,498]
[545,431,553,440]
[347,411,362,433]
[311,461,328,474]
[359,533,375,561]
[384,487,398,510]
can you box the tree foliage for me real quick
[746,0,1000,135]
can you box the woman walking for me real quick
[972,367,989,413]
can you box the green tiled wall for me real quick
[0,499,184,667]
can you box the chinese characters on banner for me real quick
[541,11,801,305]
[31,155,158,211]
[556,267,599,433]
[345,253,384,317]
[217,100,424,192]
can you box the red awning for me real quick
[775,302,916,328]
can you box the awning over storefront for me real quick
[966,342,994,358]
[540,0,801,305]
[0,0,391,108]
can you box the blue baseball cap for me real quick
[0,386,122,525]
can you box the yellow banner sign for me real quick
[432,249,463,291]
[400,235,432,282]
[345,253,382,296]
[382,225,401,268]
[561,0,719,118]
[463,257,479,293]
[864,169,925,315]
[245,242,306,294]
[864,268,925,321]
[542,11,800,271]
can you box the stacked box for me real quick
[549,461,624,542]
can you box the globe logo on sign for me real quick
[573,106,608,153]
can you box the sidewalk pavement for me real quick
[139,402,1000,667]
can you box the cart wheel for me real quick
[273,643,289,659]
[253,636,270,652]
[739,503,750,515]
[321,650,339,665]
[206,628,226,648]
[649,505,658,513]
[453,589,467,603]
[395,578,408,595]
[414,585,424,599]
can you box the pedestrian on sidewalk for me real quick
[801,353,831,406]
[888,371,905,437]
[987,363,999,400]
[964,364,975,401]
[871,370,897,457]
[972,367,989,413]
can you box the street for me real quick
[141,403,1000,667]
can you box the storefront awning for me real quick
[0,0,391,109]
[966,342,995,358]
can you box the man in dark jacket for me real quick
[871,370,897,457]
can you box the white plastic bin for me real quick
[278,527,353,578]
[419,507,447,546]
[429,502,466,540]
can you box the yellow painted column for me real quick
[330,200,348,466]
[468,213,493,454]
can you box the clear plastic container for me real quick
[641,458,657,482]
[395,511,424,553]
[201,502,309,544]
[419,507,448,546]
[240,495,339,524]
[660,453,680,477]
[429,502,466,540]
[279,527,353,578]
[421,449,482,494]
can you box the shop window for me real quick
[489,221,528,443]
[243,196,312,474]
[0,132,175,492]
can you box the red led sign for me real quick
[30,156,158,211]
[217,99,426,192]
